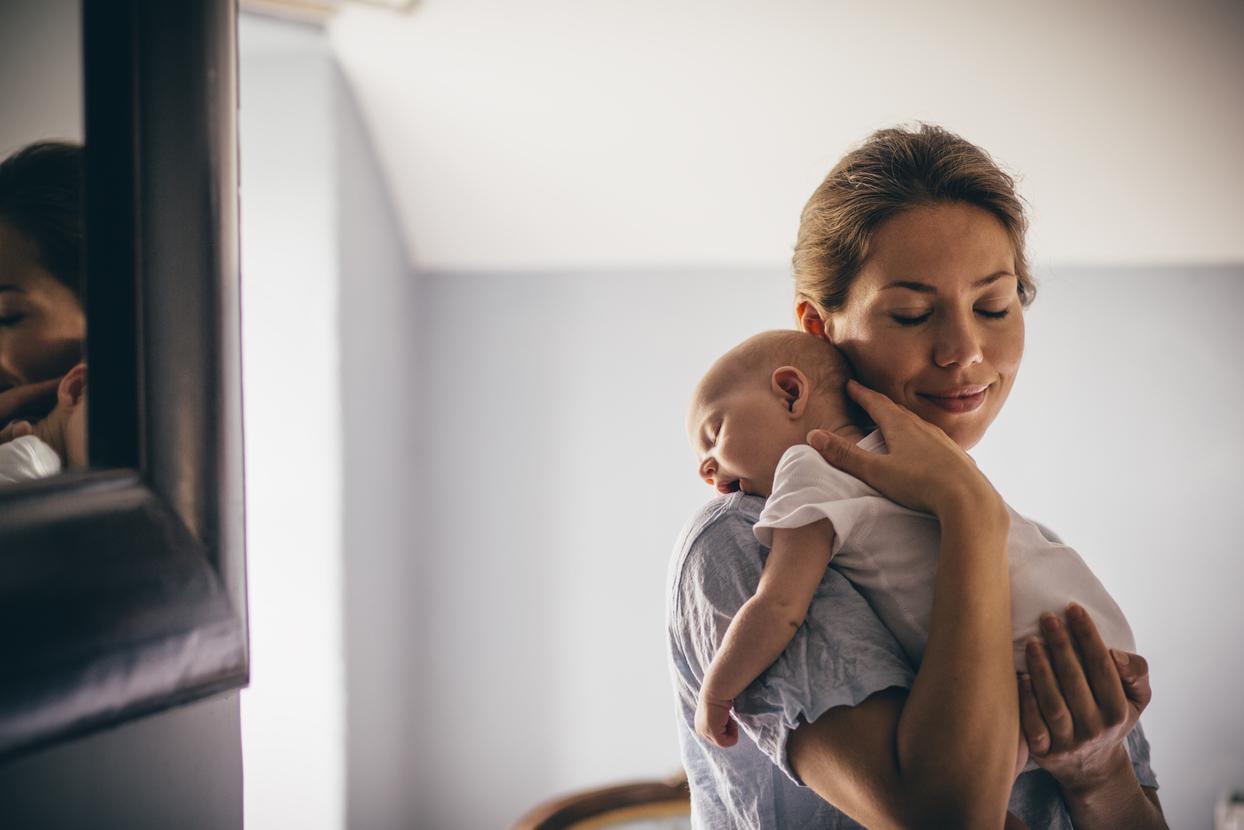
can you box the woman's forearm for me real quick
[1061,745,1167,829]
[895,493,1018,822]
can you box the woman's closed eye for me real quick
[889,309,932,326]
[889,305,1012,326]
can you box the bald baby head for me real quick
[687,331,864,497]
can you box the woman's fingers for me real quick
[1065,604,1130,729]
[0,378,60,423]
[1037,612,1105,739]
[807,427,872,481]
[1024,638,1075,747]
[1018,673,1051,757]
[843,378,903,417]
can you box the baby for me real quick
[686,331,1135,764]
[0,362,88,482]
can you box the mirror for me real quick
[0,0,88,484]
[0,0,248,761]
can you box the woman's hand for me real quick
[1019,603,1151,790]
[0,379,60,443]
[807,379,1004,521]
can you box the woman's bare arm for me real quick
[786,381,1018,828]
[788,498,1015,828]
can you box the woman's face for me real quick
[808,202,1025,451]
[0,221,85,389]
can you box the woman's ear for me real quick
[57,362,87,408]
[796,299,830,339]
[771,366,809,417]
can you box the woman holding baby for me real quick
[666,125,1165,828]
[0,142,88,472]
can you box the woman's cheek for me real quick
[853,335,917,402]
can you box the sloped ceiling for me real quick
[329,0,1244,271]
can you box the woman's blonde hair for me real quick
[793,123,1034,316]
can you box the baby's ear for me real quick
[57,362,87,407]
[770,366,808,416]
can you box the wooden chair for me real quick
[512,770,690,830]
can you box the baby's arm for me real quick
[695,518,834,747]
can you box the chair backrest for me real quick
[512,771,690,830]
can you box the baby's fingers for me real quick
[718,717,738,748]
[0,420,33,444]
[702,714,737,748]
[1111,650,1152,715]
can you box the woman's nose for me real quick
[932,313,984,368]
[699,457,717,486]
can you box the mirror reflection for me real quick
[0,0,86,482]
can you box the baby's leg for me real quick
[1013,726,1030,779]
[1003,717,1032,828]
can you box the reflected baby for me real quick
[0,362,87,482]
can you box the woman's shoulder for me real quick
[668,494,764,593]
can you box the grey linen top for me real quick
[666,492,1157,829]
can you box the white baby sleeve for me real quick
[0,435,62,483]
[754,443,879,558]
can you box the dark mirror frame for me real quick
[0,0,248,760]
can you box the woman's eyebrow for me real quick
[880,271,1015,293]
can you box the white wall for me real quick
[336,51,426,830]
[0,0,81,156]
[411,265,1243,829]
[330,0,1244,270]
[239,17,345,830]
[234,6,1244,829]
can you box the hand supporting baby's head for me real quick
[687,331,865,498]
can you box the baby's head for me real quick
[27,363,88,469]
[687,331,863,498]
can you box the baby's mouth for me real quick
[716,479,740,495]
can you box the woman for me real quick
[0,141,86,438]
[666,124,1164,828]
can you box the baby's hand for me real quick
[0,419,34,445]
[695,692,738,748]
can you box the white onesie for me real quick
[0,434,63,484]
[753,431,1136,670]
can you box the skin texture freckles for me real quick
[813,202,1025,452]
[0,221,85,392]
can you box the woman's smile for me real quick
[916,383,991,413]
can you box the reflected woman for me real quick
[0,142,87,478]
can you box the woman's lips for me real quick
[918,385,989,413]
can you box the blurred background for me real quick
[6,0,1237,827]
[233,1,1244,828]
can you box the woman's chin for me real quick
[914,407,988,450]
